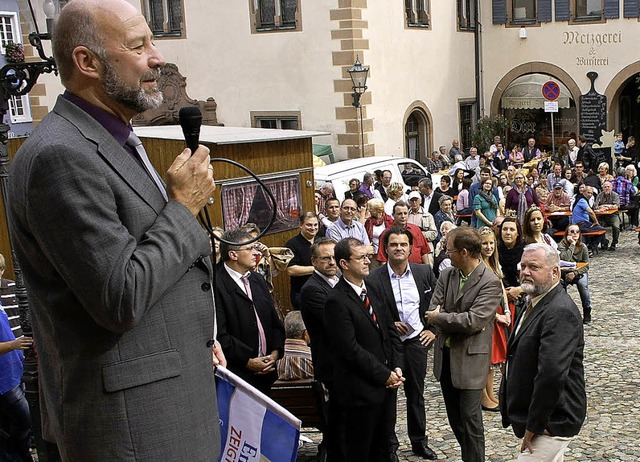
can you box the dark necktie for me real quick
[361,288,378,327]
[242,274,267,356]
[126,131,168,202]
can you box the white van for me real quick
[314,156,433,200]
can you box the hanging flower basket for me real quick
[5,41,25,63]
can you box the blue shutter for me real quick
[537,0,552,21]
[555,0,570,20]
[492,0,507,24]
[624,0,639,17]
[604,0,620,18]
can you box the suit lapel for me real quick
[341,279,380,332]
[509,285,562,347]
[54,97,166,215]
[376,265,397,319]
[455,262,484,303]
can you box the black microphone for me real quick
[179,106,202,154]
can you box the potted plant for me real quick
[4,41,24,63]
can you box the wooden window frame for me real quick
[570,0,606,23]
[251,111,302,130]
[458,0,476,31]
[250,0,302,33]
[509,0,538,25]
[405,0,431,29]
[0,12,20,53]
[142,0,185,39]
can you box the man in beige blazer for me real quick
[426,227,501,462]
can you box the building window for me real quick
[512,0,537,22]
[459,102,476,155]
[404,110,430,163]
[0,12,20,54]
[143,0,184,38]
[575,0,603,20]
[458,0,476,30]
[9,94,32,124]
[251,0,301,32]
[405,0,430,28]
[251,111,301,130]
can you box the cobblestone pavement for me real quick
[297,227,639,462]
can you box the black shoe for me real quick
[601,238,609,251]
[481,404,500,412]
[411,443,438,460]
[583,316,592,324]
[609,244,616,251]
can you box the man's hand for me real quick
[394,322,410,336]
[425,305,440,324]
[385,368,405,389]
[520,429,537,454]
[166,145,216,216]
[246,351,279,374]
[419,329,436,347]
[11,336,33,351]
[565,272,575,283]
[212,340,227,368]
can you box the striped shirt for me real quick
[1,278,22,338]
[277,338,314,381]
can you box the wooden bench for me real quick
[552,229,606,238]
[270,379,328,430]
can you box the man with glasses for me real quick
[325,238,404,462]
[368,227,438,460]
[327,199,371,245]
[216,229,285,395]
[300,238,344,461]
[426,227,501,462]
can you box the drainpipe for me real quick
[474,0,483,120]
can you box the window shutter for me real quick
[492,0,507,24]
[623,0,639,17]
[555,0,570,20]
[604,0,620,18]
[537,0,552,22]
[168,0,183,35]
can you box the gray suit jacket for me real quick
[8,96,220,461]
[429,262,501,389]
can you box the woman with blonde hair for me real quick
[478,227,511,411]
[597,162,613,183]
[364,198,394,258]
[383,182,406,216]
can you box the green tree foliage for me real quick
[472,115,509,153]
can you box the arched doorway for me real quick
[403,104,432,164]
[618,79,640,142]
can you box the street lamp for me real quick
[0,0,58,460]
[348,56,369,158]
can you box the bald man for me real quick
[8,0,221,460]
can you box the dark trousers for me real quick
[390,339,428,451]
[0,384,33,462]
[440,348,485,462]
[324,382,346,462]
[343,390,395,462]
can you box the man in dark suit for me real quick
[216,229,285,395]
[300,237,343,461]
[7,1,222,459]
[426,227,501,462]
[374,169,393,202]
[367,227,438,460]
[418,177,443,217]
[324,237,405,462]
[500,243,586,461]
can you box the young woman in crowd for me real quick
[473,178,499,228]
[558,224,592,324]
[455,177,473,225]
[452,168,467,194]
[497,215,525,314]
[478,227,511,412]
[509,144,524,168]
[522,206,557,250]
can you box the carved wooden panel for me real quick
[132,63,221,127]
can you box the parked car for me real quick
[314,156,431,200]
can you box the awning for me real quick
[313,144,335,164]
[501,74,572,110]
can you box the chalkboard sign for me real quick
[579,72,607,145]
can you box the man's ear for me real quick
[71,46,102,80]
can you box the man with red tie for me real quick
[324,237,405,462]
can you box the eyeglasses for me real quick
[342,207,357,212]
[445,248,462,256]
[316,256,336,262]
[236,244,260,252]
[568,230,580,234]
[349,254,374,262]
